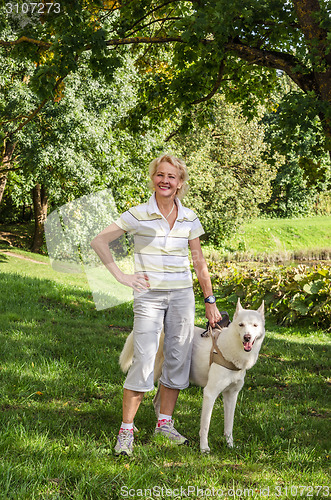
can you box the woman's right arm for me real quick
[90,222,126,283]
[90,222,149,291]
[91,222,149,292]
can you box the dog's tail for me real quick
[119,330,165,379]
[119,331,134,373]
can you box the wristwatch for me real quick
[204,295,216,304]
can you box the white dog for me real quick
[119,299,265,453]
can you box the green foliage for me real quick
[1,1,331,237]
[267,91,329,159]
[315,191,331,215]
[170,97,278,244]
[2,52,280,246]
[260,77,331,218]
[201,263,331,329]
[1,0,330,157]
[260,155,318,218]
[115,0,331,155]
[0,54,171,223]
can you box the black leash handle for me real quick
[201,311,231,337]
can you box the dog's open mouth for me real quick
[243,339,255,352]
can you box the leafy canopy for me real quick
[1,0,330,156]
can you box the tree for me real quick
[1,0,330,160]
[169,97,278,244]
[0,54,171,251]
[0,64,118,250]
[0,40,40,203]
[260,80,331,217]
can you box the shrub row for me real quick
[195,263,331,329]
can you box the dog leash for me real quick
[201,311,231,337]
[207,324,241,371]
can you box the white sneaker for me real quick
[114,429,134,456]
[154,419,189,445]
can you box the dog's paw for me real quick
[224,435,234,448]
[200,446,210,454]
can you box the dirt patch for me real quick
[0,250,48,265]
[0,228,31,247]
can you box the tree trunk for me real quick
[0,140,16,204]
[0,173,8,205]
[31,183,48,253]
[319,114,331,162]
[293,0,331,160]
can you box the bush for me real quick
[195,263,331,329]
[315,191,331,216]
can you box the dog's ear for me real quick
[257,300,264,316]
[234,298,243,317]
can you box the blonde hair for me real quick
[148,153,189,199]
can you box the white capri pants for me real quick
[123,287,195,392]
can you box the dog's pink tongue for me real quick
[243,342,253,352]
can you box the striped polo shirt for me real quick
[115,193,204,290]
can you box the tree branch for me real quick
[0,36,51,48]
[122,0,184,36]
[0,28,183,52]
[0,163,22,173]
[0,25,321,99]
[225,40,316,93]
[0,115,30,126]
[103,35,183,48]
[9,98,49,137]
[191,61,225,104]
[8,75,68,138]
[127,17,182,39]
[165,125,182,142]
[102,35,313,97]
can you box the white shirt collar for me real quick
[147,192,187,220]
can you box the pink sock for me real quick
[119,422,134,433]
[157,413,172,427]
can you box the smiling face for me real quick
[152,161,183,201]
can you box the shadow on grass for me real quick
[0,252,9,263]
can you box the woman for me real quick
[91,153,221,456]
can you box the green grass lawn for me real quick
[0,251,330,498]
[205,216,331,260]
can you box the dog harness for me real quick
[206,324,241,371]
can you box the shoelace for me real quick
[118,429,133,443]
